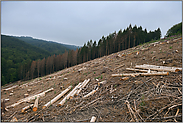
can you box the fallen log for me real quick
[6,88,53,108]
[57,83,82,106]
[135,64,182,72]
[42,86,72,109]
[76,79,90,95]
[126,68,157,73]
[83,88,98,98]
[111,72,169,77]
[22,104,34,113]
[70,83,82,99]
[90,116,97,122]
[33,96,39,112]
[2,85,18,91]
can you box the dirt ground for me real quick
[1,35,182,122]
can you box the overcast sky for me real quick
[1,1,182,46]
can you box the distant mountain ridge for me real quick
[11,36,80,55]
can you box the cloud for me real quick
[1,1,182,46]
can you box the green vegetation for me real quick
[165,22,182,37]
[1,35,50,85]
[169,46,172,49]
[101,75,103,79]
[13,36,79,55]
[140,94,145,106]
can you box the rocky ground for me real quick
[1,35,182,122]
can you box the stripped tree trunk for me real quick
[42,86,72,109]
[22,104,34,113]
[111,72,169,77]
[33,96,39,112]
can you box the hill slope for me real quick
[12,36,79,55]
[1,35,51,85]
[1,35,182,122]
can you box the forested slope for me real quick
[1,35,51,85]
[12,36,75,55]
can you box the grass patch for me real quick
[169,46,172,49]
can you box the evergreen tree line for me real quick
[20,24,161,81]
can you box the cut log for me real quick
[111,72,169,77]
[57,83,83,106]
[76,79,90,95]
[126,68,157,73]
[6,88,53,108]
[90,116,97,122]
[83,88,98,98]
[70,83,82,99]
[21,104,34,113]
[135,64,182,72]
[2,85,18,91]
[33,96,39,112]
[42,86,72,109]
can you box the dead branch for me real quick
[125,100,139,122]
[152,115,182,120]
[114,64,124,70]
[80,97,102,109]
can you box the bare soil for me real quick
[1,35,182,122]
